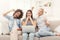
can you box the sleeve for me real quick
[21,18,26,25]
[5,15,11,20]
[19,20,22,28]
[22,19,26,22]
[18,19,25,28]
[16,19,22,28]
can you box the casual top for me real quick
[22,18,35,26]
[37,15,51,31]
[5,15,21,31]
[12,19,19,30]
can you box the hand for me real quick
[30,17,32,19]
[28,16,31,19]
[3,9,15,16]
[12,9,15,11]
[31,7,34,10]
[28,16,30,19]
[26,17,30,20]
[17,28,22,31]
[10,9,15,12]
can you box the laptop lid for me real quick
[22,26,35,33]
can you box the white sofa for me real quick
[0,16,60,40]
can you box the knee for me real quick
[35,32,40,38]
[29,33,34,37]
[22,33,28,37]
[10,29,18,34]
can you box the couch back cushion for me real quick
[49,20,60,31]
[0,16,9,34]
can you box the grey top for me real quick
[22,18,36,26]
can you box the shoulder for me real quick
[10,16,14,20]
[22,18,26,21]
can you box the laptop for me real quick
[22,26,35,33]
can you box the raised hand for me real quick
[10,9,15,12]
[3,9,15,16]
[31,7,34,11]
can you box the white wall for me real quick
[53,0,60,18]
[0,0,54,18]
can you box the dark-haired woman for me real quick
[22,10,36,40]
[3,9,23,40]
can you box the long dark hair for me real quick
[26,10,33,19]
[13,9,23,19]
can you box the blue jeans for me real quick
[22,33,34,40]
[35,31,55,38]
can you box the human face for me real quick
[38,8,44,16]
[26,11,32,18]
[13,12,21,18]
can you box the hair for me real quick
[13,9,23,19]
[26,10,33,19]
[39,8,44,11]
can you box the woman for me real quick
[35,8,57,38]
[3,9,23,40]
[3,9,23,32]
[22,10,36,40]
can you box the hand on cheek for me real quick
[27,16,31,19]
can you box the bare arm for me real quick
[22,18,28,26]
[30,17,36,27]
[44,17,50,26]
[3,9,15,16]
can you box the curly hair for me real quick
[13,9,23,19]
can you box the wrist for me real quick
[17,28,22,31]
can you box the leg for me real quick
[10,29,18,40]
[22,33,28,40]
[35,32,40,38]
[29,33,34,40]
[45,31,55,36]
[39,31,55,37]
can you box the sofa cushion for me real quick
[40,36,60,40]
[0,35,60,40]
[0,35,10,40]
[49,20,60,31]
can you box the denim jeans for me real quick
[35,30,55,38]
[22,33,34,40]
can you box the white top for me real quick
[37,15,50,31]
[12,19,18,30]
[37,15,47,28]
